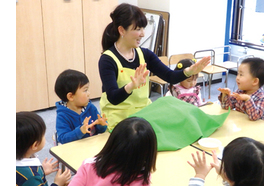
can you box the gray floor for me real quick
[35,73,237,183]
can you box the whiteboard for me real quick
[140,12,161,51]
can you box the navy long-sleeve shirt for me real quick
[98,46,188,105]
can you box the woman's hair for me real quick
[16,112,46,160]
[241,57,264,87]
[54,69,89,102]
[94,117,157,186]
[169,59,197,95]
[101,3,147,52]
[220,137,264,186]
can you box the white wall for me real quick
[118,0,138,6]
[138,0,170,12]
[138,0,227,58]
[168,0,227,57]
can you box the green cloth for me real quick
[130,96,230,151]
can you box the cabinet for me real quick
[16,0,49,111]
[16,0,117,111]
[41,0,85,107]
[83,0,115,98]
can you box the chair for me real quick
[149,56,169,97]
[194,49,228,100]
[212,45,238,70]
[169,53,206,101]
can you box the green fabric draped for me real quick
[130,96,230,151]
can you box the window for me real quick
[230,0,264,49]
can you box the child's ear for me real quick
[253,77,260,87]
[66,92,74,101]
[31,141,39,151]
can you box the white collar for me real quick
[16,157,42,167]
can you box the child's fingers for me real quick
[187,160,195,168]
[202,151,206,163]
[196,151,202,163]
[191,153,198,164]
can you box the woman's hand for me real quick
[187,151,213,180]
[125,63,149,94]
[184,56,210,76]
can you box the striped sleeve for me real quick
[188,177,205,186]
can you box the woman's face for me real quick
[122,24,145,48]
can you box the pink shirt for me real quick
[69,158,150,186]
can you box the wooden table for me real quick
[193,103,264,156]
[50,103,263,185]
[50,132,223,186]
[50,132,110,173]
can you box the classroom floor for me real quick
[36,73,237,183]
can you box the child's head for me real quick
[16,112,46,160]
[220,137,264,186]
[55,69,90,103]
[237,58,264,91]
[170,59,198,91]
[94,117,157,185]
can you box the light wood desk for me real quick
[50,132,223,185]
[50,132,110,173]
[193,103,264,155]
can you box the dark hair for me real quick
[241,57,264,87]
[169,59,197,95]
[54,69,89,102]
[16,112,46,160]
[220,137,264,186]
[94,117,157,186]
[101,3,147,52]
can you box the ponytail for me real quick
[101,22,119,52]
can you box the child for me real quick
[167,59,202,106]
[187,137,264,186]
[54,69,108,144]
[16,111,71,186]
[218,57,264,120]
[69,117,158,186]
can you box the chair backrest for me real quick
[169,53,194,66]
[194,49,215,65]
[158,56,169,66]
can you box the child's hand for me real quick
[187,151,213,180]
[80,116,95,134]
[232,92,250,102]
[42,158,59,175]
[210,150,221,175]
[218,88,231,95]
[92,114,108,126]
[54,168,71,186]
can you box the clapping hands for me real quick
[80,114,108,134]
[187,150,222,180]
[218,88,250,102]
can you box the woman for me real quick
[99,3,210,131]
